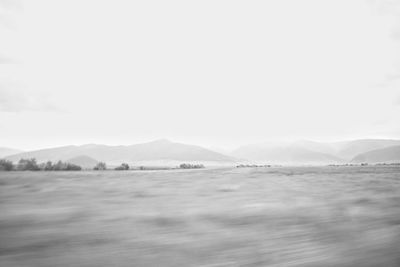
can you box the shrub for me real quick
[115,163,129,170]
[17,158,40,171]
[55,161,81,171]
[179,163,205,169]
[0,159,14,171]
[94,162,107,170]
[65,163,82,171]
[44,161,53,171]
[236,164,271,168]
[52,161,63,171]
[39,160,81,171]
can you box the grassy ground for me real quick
[0,166,400,266]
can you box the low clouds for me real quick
[0,0,23,64]
[0,0,22,10]
[0,54,18,64]
[395,95,400,106]
[1,0,399,149]
[377,73,400,87]
[0,83,60,112]
[0,0,22,29]
[386,73,400,82]
[368,0,400,40]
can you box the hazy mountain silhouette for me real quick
[66,155,99,168]
[333,139,400,160]
[5,138,400,166]
[0,147,23,158]
[232,142,343,165]
[232,139,400,164]
[6,139,235,165]
[351,145,400,163]
[292,140,338,155]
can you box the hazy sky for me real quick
[1,0,400,150]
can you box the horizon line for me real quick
[3,137,400,152]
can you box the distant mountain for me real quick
[290,139,400,160]
[292,140,338,155]
[232,142,343,165]
[334,139,400,160]
[351,145,400,163]
[6,139,235,165]
[0,147,23,158]
[231,139,400,164]
[6,138,400,166]
[66,155,99,168]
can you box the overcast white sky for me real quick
[1,0,400,150]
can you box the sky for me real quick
[1,0,400,151]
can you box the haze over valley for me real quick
[2,1,400,266]
[2,138,400,167]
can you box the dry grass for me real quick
[1,166,400,266]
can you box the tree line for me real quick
[0,159,130,171]
[0,158,82,171]
[179,163,205,169]
[0,158,206,171]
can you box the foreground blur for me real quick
[0,166,400,267]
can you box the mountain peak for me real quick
[150,138,172,144]
[0,147,24,158]
[5,138,236,164]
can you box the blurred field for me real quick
[1,166,400,267]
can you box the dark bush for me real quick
[0,159,14,171]
[94,162,107,170]
[179,163,205,169]
[17,158,40,171]
[115,163,129,170]
[44,161,53,171]
[38,160,81,171]
[236,164,271,168]
[65,163,82,171]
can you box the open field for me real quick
[1,166,400,266]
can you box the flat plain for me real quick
[1,166,400,267]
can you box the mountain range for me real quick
[2,139,400,166]
[232,139,400,164]
[351,145,400,163]
[4,139,235,167]
[0,147,23,158]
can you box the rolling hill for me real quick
[351,145,400,163]
[5,139,400,166]
[66,155,99,168]
[231,139,400,165]
[333,139,400,160]
[0,147,23,158]
[6,139,235,165]
[232,142,344,165]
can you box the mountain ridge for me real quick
[6,139,236,165]
[4,138,400,166]
[231,139,400,164]
[351,145,400,163]
[0,147,24,158]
